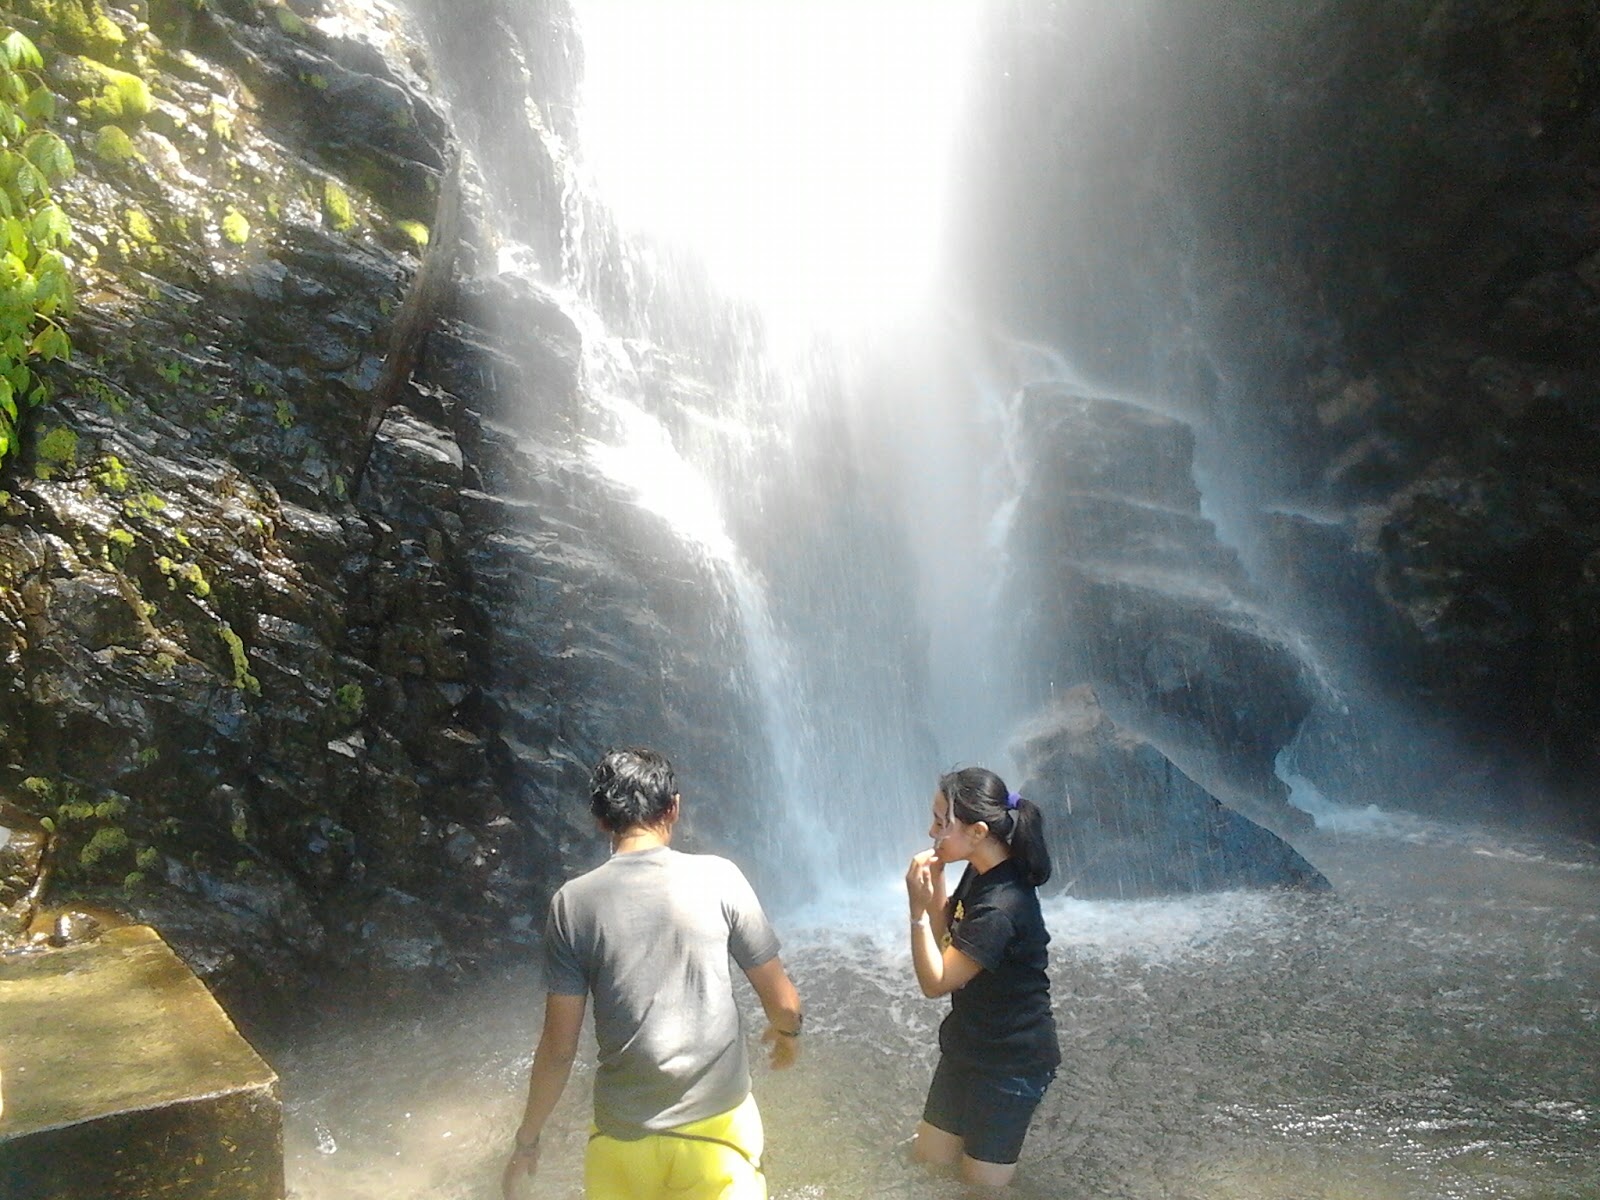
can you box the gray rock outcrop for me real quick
[1013,686,1329,898]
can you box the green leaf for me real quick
[2,215,23,258]
[0,32,43,73]
[11,159,42,201]
[0,375,14,419]
[30,203,69,249]
[0,101,23,142]
[31,325,68,361]
[21,85,55,125]
[33,256,69,312]
[23,132,73,183]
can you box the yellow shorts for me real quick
[585,1092,766,1200]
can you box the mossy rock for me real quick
[47,58,149,139]
[74,58,154,123]
[221,208,251,246]
[273,5,309,38]
[89,123,140,162]
[124,208,158,244]
[18,0,129,61]
[33,425,79,479]
[394,219,428,248]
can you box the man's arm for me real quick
[502,991,587,1196]
[744,956,803,1068]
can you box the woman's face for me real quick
[929,790,979,864]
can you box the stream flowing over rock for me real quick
[0,0,770,998]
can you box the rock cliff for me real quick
[0,0,769,1003]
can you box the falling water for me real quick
[408,0,1003,884]
[894,330,1094,771]
[579,334,833,882]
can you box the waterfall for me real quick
[579,332,834,883]
[397,0,1014,888]
[890,330,1092,776]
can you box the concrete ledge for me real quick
[0,924,283,1200]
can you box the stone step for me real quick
[0,925,282,1200]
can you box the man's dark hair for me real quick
[589,747,677,832]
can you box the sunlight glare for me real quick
[572,0,983,330]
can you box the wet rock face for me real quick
[0,806,51,944]
[1008,385,1314,834]
[1190,2,1600,826]
[1012,686,1330,899]
[0,0,763,998]
[963,0,1600,829]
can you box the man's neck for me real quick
[610,826,670,856]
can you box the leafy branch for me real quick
[0,27,76,472]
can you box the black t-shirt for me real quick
[940,858,1061,1074]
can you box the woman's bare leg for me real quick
[911,1120,963,1168]
[959,1155,1018,1189]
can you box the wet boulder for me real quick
[1013,686,1330,898]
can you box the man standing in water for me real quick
[502,747,804,1199]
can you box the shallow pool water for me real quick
[272,808,1600,1199]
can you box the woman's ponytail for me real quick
[1008,797,1052,888]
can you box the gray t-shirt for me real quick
[543,846,781,1134]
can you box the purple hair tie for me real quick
[1005,792,1022,810]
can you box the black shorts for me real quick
[921,1055,1055,1165]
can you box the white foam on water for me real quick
[1044,890,1288,965]
[775,870,1295,972]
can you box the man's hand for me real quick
[762,1023,801,1070]
[501,1138,540,1199]
[744,956,803,1071]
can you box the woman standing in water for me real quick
[904,766,1059,1189]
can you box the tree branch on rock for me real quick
[347,149,464,493]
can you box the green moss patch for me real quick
[321,178,354,232]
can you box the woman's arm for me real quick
[927,860,951,945]
[910,920,983,997]
[907,852,983,996]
